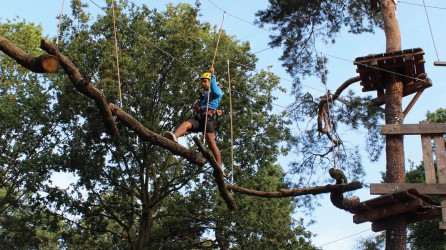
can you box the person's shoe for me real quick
[163,131,178,143]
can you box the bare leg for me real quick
[174,121,192,138]
[205,132,222,168]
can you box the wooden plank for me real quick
[372,80,432,106]
[434,135,446,183]
[421,135,437,184]
[403,90,424,118]
[370,183,446,195]
[354,48,423,64]
[353,198,424,224]
[359,192,405,208]
[381,123,446,135]
[372,208,441,232]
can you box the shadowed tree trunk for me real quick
[381,1,406,249]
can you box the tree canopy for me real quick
[0,1,321,249]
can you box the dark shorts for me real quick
[187,116,216,133]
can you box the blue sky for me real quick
[2,0,446,249]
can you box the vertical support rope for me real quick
[203,12,226,144]
[56,0,65,46]
[111,0,123,108]
[227,59,234,183]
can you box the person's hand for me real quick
[209,66,215,74]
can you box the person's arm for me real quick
[209,67,222,97]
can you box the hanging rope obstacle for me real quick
[111,0,123,108]
[203,12,226,143]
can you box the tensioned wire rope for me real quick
[147,0,432,113]
[84,0,435,175]
[78,1,444,244]
[106,0,433,107]
[400,0,446,10]
[85,0,432,128]
[86,0,291,112]
[87,0,434,105]
[205,0,432,86]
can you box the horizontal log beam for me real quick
[353,199,424,224]
[40,39,119,137]
[381,123,446,135]
[0,35,58,73]
[371,183,446,195]
[371,207,441,232]
[109,104,207,166]
[226,181,362,198]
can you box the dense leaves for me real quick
[1,1,318,249]
[0,19,65,248]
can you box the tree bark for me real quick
[381,1,406,249]
[0,35,59,73]
[40,39,120,137]
[226,181,362,198]
[137,205,153,250]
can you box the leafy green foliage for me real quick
[10,1,316,249]
[0,20,66,249]
[354,233,385,250]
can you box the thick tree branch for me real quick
[0,35,58,73]
[226,181,362,198]
[330,191,362,214]
[109,104,207,166]
[328,168,364,213]
[40,39,119,137]
[2,37,368,211]
[193,136,237,210]
[316,76,361,154]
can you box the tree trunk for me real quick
[137,205,153,250]
[215,219,229,250]
[137,166,152,250]
[381,1,406,249]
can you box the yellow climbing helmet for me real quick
[201,72,211,80]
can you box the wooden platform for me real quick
[353,48,432,106]
[353,189,440,232]
[360,122,446,233]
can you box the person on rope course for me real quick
[164,67,224,173]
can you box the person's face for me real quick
[201,78,210,90]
